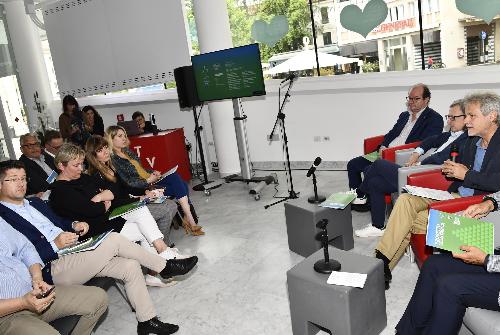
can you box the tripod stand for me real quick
[191,105,213,193]
[264,79,299,209]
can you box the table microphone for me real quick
[450,143,459,162]
[306,157,322,177]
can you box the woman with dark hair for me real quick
[49,143,189,287]
[106,125,204,236]
[85,135,179,246]
[82,105,105,136]
[59,95,89,147]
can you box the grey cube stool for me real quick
[287,247,387,335]
[284,197,353,257]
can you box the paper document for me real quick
[58,230,113,256]
[153,165,178,184]
[143,196,169,204]
[427,209,494,254]
[319,191,357,209]
[402,185,455,201]
[363,151,379,162]
[327,271,368,288]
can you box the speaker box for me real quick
[174,66,201,108]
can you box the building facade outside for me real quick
[333,0,499,72]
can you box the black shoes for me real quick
[375,250,392,290]
[137,317,179,335]
[160,256,198,279]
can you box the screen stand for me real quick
[225,98,278,201]
[191,105,213,192]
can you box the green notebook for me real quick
[58,230,113,256]
[319,191,357,210]
[426,209,494,254]
[108,201,144,220]
[362,151,380,162]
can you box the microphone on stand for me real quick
[306,157,322,178]
[450,143,459,162]
[281,72,297,84]
[307,157,326,204]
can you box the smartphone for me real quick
[36,286,55,299]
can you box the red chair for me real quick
[363,135,421,209]
[406,169,485,267]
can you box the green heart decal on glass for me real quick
[456,0,500,24]
[340,0,388,38]
[251,15,289,47]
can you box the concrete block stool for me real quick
[287,247,387,335]
[284,197,353,257]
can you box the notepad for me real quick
[327,271,368,288]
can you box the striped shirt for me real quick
[0,218,44,299]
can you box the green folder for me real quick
[108,201,144,220]
[363,151,380,162]
[426,209,494,254]
[319,192,357,210]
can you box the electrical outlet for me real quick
[314,136,321,142]
[267,134,279,141]
[323,136,331,142]
[208,141,214,146]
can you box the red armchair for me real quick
[363,135,421,207]
[406,169,485,268]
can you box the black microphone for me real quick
[306,157,322,177]
[281,72,297,84]
[450,143,459,162]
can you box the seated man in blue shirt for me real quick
[0,160,198,335]
[355,99,468,237]
[396,193,500,334]
[375,92,500,289]
[0,219,108,335]
[348,83,443,205]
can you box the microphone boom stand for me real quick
[264,79,299,209]
[191,105,213,191]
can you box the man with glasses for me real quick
[347,83,443,209]
[355,100,468,238]
[376,92,500,289]
[42,130,63,171]
[19,133,56,197]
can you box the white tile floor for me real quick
[94,170,420,335]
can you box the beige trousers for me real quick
[376,193,437,269]
[51,232,166,322]
[0,285,108,335]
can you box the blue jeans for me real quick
[155,172,189,200]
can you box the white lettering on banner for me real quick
[134,146,142,157]
[146,157,156,168]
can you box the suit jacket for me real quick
[0,197,73,284]
[421,131,468,165]
[19,154,51,195]
[43,150,57,171]
[448,128,500,194]
[382,107,443,147]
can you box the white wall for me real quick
[69,65,500,164]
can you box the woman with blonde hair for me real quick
[106,125,204,236]
[49,143,189,287]
[85,135,179,246]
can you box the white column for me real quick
[439,0,466,69]
[4,0,53,130]
[192,0,241,177]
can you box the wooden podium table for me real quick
[128,129,191,181]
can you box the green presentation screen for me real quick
[191,44,266,102]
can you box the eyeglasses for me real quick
[445,114,466,121]
[22,143,41,149]
[3,177,28,183]
[406,96,423,102]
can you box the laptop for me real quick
[118,121,142,136]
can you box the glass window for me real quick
[323,32,332,45]
[321,7,329,24]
